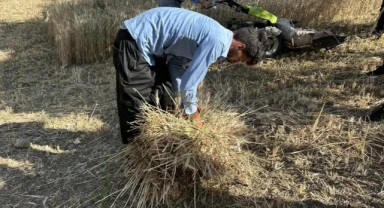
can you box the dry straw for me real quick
[204,0,380,27]
[44,0,380,65]
[44,0,157,65]
[116,97,257,208]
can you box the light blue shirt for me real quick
[124,7,233,114]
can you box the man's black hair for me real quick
[233,27,268,65]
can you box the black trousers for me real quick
[113,29,175,144]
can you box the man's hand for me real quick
[185,106,203,127]
[189,110,203,127]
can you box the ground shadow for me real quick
[1,3,383,208]
[89,173,382,208]
[193,187,383,208]
[0,17,124,207]
[202,52,384,208]
[0,18,117,120]
[206,57,383,121]
[0,121,122,207]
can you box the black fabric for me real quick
[365,65,384,76]
[375,1,384,34]
[150,57,177,111]
[113,29,176,144]
[368,104,384,121]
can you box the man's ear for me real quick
[237,43,246,50]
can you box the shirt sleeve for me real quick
[191,0,199,3]
[180,38,224,114]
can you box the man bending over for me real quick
[113,7,268,143]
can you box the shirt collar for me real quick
[219,29,233,60]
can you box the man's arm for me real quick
[180,39,224,121]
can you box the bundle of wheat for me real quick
[117,101,254,208]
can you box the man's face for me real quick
[226,48,252,65]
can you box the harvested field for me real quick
[0,0,383,207]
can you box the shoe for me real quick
[366,65,384,76]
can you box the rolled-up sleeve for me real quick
[180,39,224,114]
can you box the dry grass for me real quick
[30,143,74,154]
[1,0,384,207]
[117,99,259,208]
[259,0,380,29]
[44,0,158,65]
[0,1,121,206]
[197,35,384,207]
[203,0,381,30]
[44,0,381,65]
[0,0,50,22]
[0,157,33,172]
